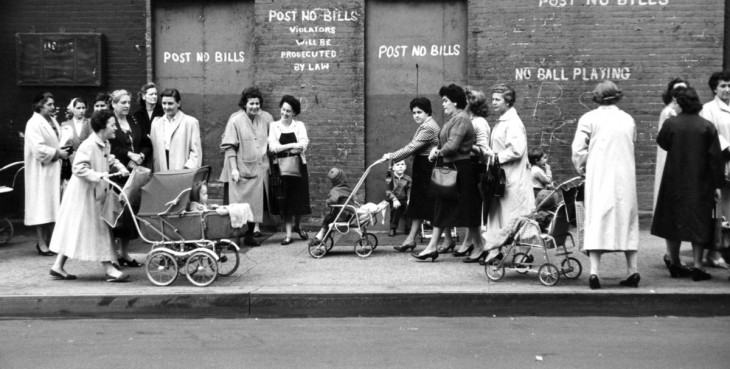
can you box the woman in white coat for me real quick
[571,80,640,289]
[49,109,130,281]
[149,88,202,172]
[483,84,535,263]
[24,92,70,256]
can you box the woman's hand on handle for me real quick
[231,169,240,182]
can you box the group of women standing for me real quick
[24,83,203,281]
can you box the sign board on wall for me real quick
[16,33,102,86]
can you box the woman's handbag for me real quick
[712,205,730,251]
[484,159,506,198]
[278,155,301,177]
[428,158,459,201]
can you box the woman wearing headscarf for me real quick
[652,86,723,282]
[571,80,640,289]
[24,92,69,256]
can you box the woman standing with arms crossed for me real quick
[268,95,312,245]
[572,80,640,289]
[108,89,152,267]
[381,97,440,252]
[483,84,535,264]
[413,84,480,262]
[133,82,164,138]
[24,92,68,256]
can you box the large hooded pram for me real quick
[105,166,245,287]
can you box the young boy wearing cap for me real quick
[308,167,360,245]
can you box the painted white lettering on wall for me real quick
[163,51,245,64]
[540,0,669,6]
[377,44,461,59]
[268,9,359,22]
[515,67,631,81]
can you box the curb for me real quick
[3,292,729,319]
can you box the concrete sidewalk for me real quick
[1,226,729,319]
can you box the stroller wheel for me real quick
[215,240,240,277]
[538,263,560,286]
[561,257,582,279]
[512,253,532,274]
[0,218,13,244]
[364,232,378,249]
[354,238,374,258]
[485,259,505,281]
[185,251,218,287]
[308,238,328,258]
[145,250,178,286]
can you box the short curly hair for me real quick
[90,109,116,132]
[466,88,489,118]
[238,87,263,109]
[279,95,301,115]
[438,84,467,109]
[409,97,432,116]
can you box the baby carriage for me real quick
[484,176,584,286]
[104,166,245,287]
[308,159,388,258]
[0,161,24,244]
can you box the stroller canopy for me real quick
[138,166,211,216]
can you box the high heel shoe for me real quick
[293,227,308,240]
[452,244,474,257]
[619,273,640,287]
[394,242,417,252]
[669,264,692,278]
[437,241,456,254]
[589,274,601,290]
[36,243,55,257]
[691,267,712,281]
[479,251,503,266]
[118,257,142,268]
[411,251,438,262]
[463,250,488,264]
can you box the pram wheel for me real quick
[308,238,328,258]
[538,263,560,286]
[354,238,374,258]
[485,259,505,281]
[325,234,334,251]
[145,250,178,286]
[513,253,531,274]
[560,257,582,279]
[0,218,13,244]
[185,250,218,287]
[364,232,378,249]
[214,240,240,277]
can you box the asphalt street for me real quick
[1,317,729,369]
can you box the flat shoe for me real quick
[281,237,293,245]
[49,269,76,280]
[105,272,130,283]
[589,274,601,290]
[294,227,308,240]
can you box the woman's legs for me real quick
[589,251,602,276]
[691,243,706,269]
[36,224,52,252]
[624,250,638,276]
[284,216,293,239]
[441,227,454,248]
[117,238,130,261]
[419,227,443,255]
[402,219,421,246]
[51,254,68,274]
[666,239,682,266]
[456,228,473,253]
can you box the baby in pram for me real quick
[308,167,360,245]
[187,182,253,229]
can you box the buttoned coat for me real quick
[219,109,273,222]
[150,111,202,172]
[484,108,535,240]
[49,133,121,262]
[23,112,62,225]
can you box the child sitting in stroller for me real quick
[308,167,361,245]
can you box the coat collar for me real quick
[92,132,107,148]
[713,95,730,113]
[497,107,519,122]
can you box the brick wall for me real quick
[254,0,365,220]
[0,0,148,217]
[468,0,725,212]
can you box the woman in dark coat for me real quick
[133,82,164,138]
[108,89,152,267]
[651,86,724,281]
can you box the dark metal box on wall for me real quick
[15,33,102,86]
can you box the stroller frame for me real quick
[0,161,24,245]
[103,166,241,287]
[484,176,584,286]
[308,158,387,258]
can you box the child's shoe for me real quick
[388,229,396,237]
